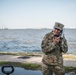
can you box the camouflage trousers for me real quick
[42,63,65,75]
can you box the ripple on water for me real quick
[0,67,75,75]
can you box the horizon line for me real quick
[0,28,76,30]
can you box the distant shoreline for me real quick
[0,28,76,30]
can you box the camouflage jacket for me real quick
[41,31,68,65]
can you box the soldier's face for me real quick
[53,28,61,35]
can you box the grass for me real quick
[0,52,17,55]
[0,61,42,70]
[65,66,76,72]
[63,54,76,60]
[0,52,42,57]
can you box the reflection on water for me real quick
[0,67,73,75]
[0,67,42,75]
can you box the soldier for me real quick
[41,22,68,75]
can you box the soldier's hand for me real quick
[53,36,60,45]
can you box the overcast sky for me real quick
[0,0,76,29]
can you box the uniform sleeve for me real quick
[61,37,68,53]
[41,34,56,53]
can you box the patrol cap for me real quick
[54,22,64,30]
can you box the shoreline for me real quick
[0,53,76,67]
[0,52,76,73]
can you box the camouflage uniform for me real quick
[41,22,68,75]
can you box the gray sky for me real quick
[0,0,76,29]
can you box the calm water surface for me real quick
[0,67,71,75]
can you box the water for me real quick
[0,29,76,54]
[0,67,72,75]
[0,67,42,75]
